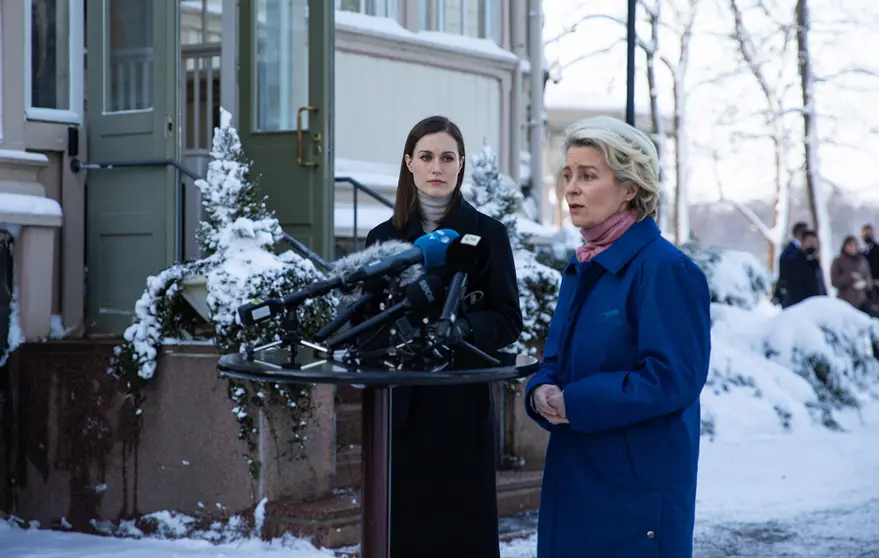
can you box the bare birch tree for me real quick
[723,0,796,272]
[796,0,832,280]
[547,0,700,244]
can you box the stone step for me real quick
[332,444,361,489]
[336,385,362,404]
[335,402,361,448]
[276,469,543,549]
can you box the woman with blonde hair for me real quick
[525,116,712,557]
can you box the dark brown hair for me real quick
[392,116,466,230]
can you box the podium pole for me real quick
[361,386,391,558]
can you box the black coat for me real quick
[864,241,879,280]
[365,196,523,558]
[783,249,827,307]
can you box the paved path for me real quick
[500,499,879,557]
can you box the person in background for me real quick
[784,229,827,307]
[365,115,523,558]
[861,224,879,289]
[525,116,711,557]
[832,235,876,315]
[774,221,809,306]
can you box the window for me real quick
[336,0,399,18]
[25,0,84,123]
[106,0,153,113]
[419,0,499,42]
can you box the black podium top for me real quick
[217,348,539,386]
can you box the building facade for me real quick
[0,0,543,338]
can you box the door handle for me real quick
[297,105,320,167]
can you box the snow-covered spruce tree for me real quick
[465,142,561,358]
[109,108,336,477]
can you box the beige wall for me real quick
[0,0,85,337]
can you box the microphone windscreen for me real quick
[404,274,445,311]
[445,233,490,275]
[413,229,460,268]
[330,240,423,306]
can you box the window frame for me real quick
[24,0,85,124]
[335,0,400,19]
[425,0,499,42]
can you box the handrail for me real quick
[334,175,394,250]
[334,176,394,209]
[281,233,331,272]
[70,157,333,272]
[71,157,202,181]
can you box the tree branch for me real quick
[712,149,773,241]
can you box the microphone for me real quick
[340,228,459,286]
[313,290,378,342]
[434,234,490,340]
[237,229,459,326]
[326,274,445,349]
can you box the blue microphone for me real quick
[238,229,459,326]
[341,228,460,285]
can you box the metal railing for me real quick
[70,156,402,269]
[335,175,394,250]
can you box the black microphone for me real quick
[313,290,379,342]
[326,274,445,349]
[434,234,490,340]
[237,229,459,327]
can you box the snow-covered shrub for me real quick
[683,240,773,311]
[465,142,561,356]
[758,297,879,424]
[0,233,21,367]
[705,297,879,436]
[109,108,336,475]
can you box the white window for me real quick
[25,0,84,124]
[419,0,499,42]
[336,0,399,19]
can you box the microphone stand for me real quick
[281,308,302,367]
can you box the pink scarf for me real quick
[575,209,638,262]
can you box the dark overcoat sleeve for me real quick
[464,219,524,352]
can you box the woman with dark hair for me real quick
[831,235,875,314]
[365,115,523,558]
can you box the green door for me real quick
[85,0,179,334]
[239,0,335,260]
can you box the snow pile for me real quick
[465,142,561,355]
[684,241,774,310]
[0,514,337,557]
[698,245,879,438]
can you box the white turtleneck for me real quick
[417,191,453,233]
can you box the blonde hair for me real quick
[562,116,661,221]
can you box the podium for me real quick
[218,349,539,558]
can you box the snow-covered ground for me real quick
[3,406,878,557]
[4,242,879,556]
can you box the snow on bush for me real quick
[704,295,879,437]
[684,240,773,311]
[109,108,336,475]
[465,142,561,355]
[0,233,21,367]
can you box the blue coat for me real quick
[525,217,711,558]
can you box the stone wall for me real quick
[0,340,335,531]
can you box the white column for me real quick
[220,0,238,126]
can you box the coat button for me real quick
[647,530,655,538]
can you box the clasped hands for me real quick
[533,384,569,425]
